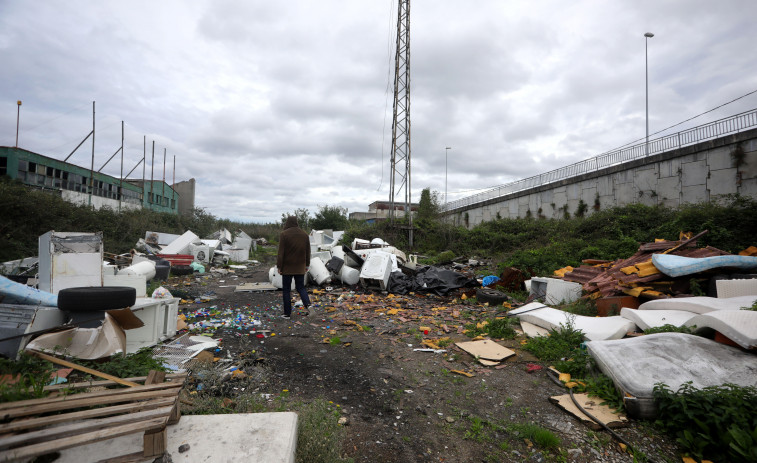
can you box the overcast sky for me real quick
[2,1,756,223]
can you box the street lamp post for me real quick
[445,146,451,210]
[645,32,654,156]
[15,101,22,148]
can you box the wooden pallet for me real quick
[0,370,185,462]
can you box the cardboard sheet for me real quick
[549,393,628,429]
[455,339,516,362]
[25,313,126,359]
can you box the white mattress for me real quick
[638,295,757,314]
[586,332,757,419]
[685,309,757,350]
[620,308,697,331]
[509,303,635,341]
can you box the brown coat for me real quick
[277,216,311,275]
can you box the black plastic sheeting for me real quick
[387,266,479,296]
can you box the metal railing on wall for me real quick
[444,108,757,212]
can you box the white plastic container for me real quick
[339,265,360,285]
[268,267,297,290]
[117,260,156,281]
[308,257,331,286]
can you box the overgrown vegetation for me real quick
[654,382,757,462]
[75,348,167,378]
[0,353,56,402]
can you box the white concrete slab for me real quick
[638,295,757,314]
[620,307,698,331]
[508,304,635,341]
[586,333,757,419]
[55,412,298,463]
[684,309,757,349]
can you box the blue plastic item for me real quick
[482,275,500,287]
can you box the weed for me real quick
[329,337,342,346]
[75,348,167,378]
[464,317,517,339]
[296,399,354,463]
[507,423,561,448]
[0,353,56,402]
[653,382,757,462]
[643,324,694,335]
[741,299,757,311]
[463,416,488,442]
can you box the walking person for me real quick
[277,216,311,319]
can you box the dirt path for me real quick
[168,263,681,463]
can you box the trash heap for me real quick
[269,231,478,296]
[554,231,757,302]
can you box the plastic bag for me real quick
[152,286,173,299]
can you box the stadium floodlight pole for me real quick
[15,101,21,148]
[645,32,654,156]
[445,146,451,210]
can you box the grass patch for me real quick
[506,422,561,448]
[464,317,518,339]
[76,348,168,378]
[296,398,353,463]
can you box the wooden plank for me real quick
[0,397,176,434]
[143,427,167,457]
[95,451,146,463]
[28,351,141,388]
[0,382,182,411]
[144,370,166,385]
[0,406,172,448]
[0,389,181,420]
[44,373,186,392]
[0,417,167,461]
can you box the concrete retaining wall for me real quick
[448,129,757,228]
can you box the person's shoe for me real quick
[282,314,291,320]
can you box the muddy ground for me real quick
[166,259,681,463]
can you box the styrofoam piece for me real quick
[684,310,757,349]
[359,251,393,290]
[159,230,200,255]
[308,255,331,285]
[117,260,156,280]
[619,307,697,331]
[652,253,757,278]
[104,274,147,298]
[586,333,757,419]
[529,277,582,304]
[55,412,298,463]
[339,265,360,285]
[268,267,297,290]
[716,279,757,298]
[638,295,757,314]
[508,304,635,341]
[0,275,58,307]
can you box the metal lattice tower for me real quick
[389,0,411,231]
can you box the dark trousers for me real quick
[282,274,310,316]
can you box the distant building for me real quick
[349,200,419,222]
[0,146,193,215]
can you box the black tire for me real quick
[57,286,137,311]
[171,265,194,276]
[476,288,509,306]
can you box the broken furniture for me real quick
[0,371,185,462]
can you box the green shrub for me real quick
[654,382,757,462]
